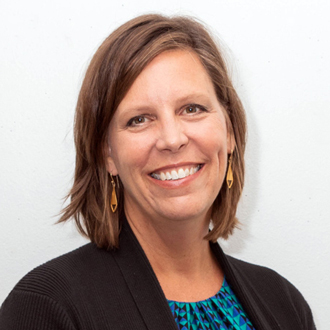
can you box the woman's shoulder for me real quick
[0,243,129,329]
[224,254,315,329]
[213,244,299,290]
[227,254,301,292]
[13,243,121,297]
[210,242,315,328]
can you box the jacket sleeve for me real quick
[0,290,77,330]
[286,280,316,330]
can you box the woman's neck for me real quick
[125,210,224,302]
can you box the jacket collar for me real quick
[210,243,281,330]
[112,217,178,329]
[113,216,278,330]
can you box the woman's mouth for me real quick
[150,164,203,181]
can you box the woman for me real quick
[0,14,315,329]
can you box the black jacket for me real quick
[0,218,316,329]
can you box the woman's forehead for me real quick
[116,50,216,110]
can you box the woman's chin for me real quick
[150,200,212,224]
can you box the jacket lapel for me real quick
[113,217,281,330]
[210,243,282,330]
[112,218,178,330]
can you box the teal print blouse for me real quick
[168,277,255,330]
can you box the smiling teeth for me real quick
[151,165,201,181]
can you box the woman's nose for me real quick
[155,117,188,152]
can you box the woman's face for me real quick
[107,50,234,224]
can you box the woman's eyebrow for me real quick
[174,92,211,104]
[120,93,211,114]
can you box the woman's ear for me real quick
[105,146,119,176]
[227,130,236,154]
[223,108,236,154]
[106,157,118,176]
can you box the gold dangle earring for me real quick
[110,173,118,213]
[226,154,233,189]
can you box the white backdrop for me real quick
[1,0,329,328]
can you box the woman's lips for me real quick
[150,164,203,181]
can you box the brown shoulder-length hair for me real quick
[59,14,247,249]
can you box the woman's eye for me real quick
[183,104,206,114]
[127,116,148,127]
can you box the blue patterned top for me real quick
[168,277,255,330]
